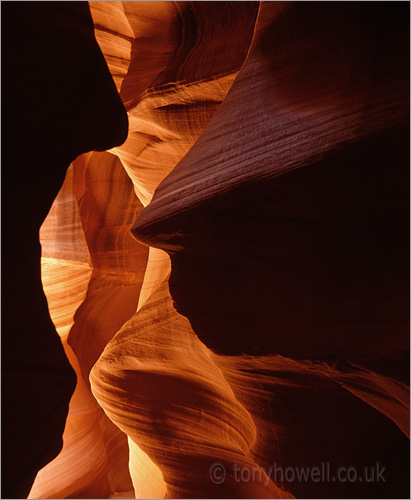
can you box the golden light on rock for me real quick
[3,1,409,499]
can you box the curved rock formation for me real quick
[2,2,128,497]
[5,1,409,499]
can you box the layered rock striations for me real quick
[3,1,409,499]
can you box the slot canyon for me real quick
[2,1,410,499]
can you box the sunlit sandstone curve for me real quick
[28,1,410,499]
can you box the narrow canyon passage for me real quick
[2,2,409,499]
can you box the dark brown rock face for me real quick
[2,2,128,498]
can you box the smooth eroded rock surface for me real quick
[7,1,409,499]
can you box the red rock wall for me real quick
[3,2,409,498]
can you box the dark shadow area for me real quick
[251,367,410,498]
[145,126,410,379]
[258,2,410,113]
[2,2,128,497]
[136,125,410,498]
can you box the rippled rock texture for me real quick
[3,1,410,499]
